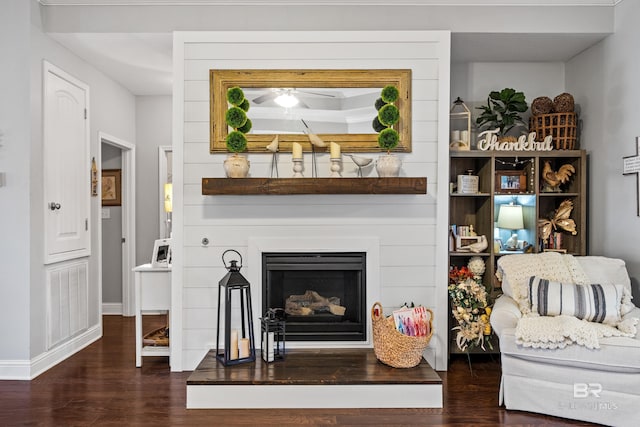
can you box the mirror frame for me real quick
[210,69,412,154]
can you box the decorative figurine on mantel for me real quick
[541,160,575,192]
[372,85,402,177]
[345,154,373,177]
[266,135,279,178]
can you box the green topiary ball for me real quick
[239,98,250,112]
[225,106,247,129]
[375,97,386,111]
[237,117,252,134]
[378,128,399,151]
[381,85,399,103]
[372,116,386,133]
[378,104,400,127]
[227,87,245,106]
[226,130,248,153]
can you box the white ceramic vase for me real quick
[375,153,402,177]
[223,154,250,178]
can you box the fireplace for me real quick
[262,252,366,341]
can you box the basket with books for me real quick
[371,302,433,368]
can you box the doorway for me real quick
[99,132,136,317]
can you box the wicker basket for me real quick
[529,112,578,150]
[371,302,433,368]
[143,326,169,346]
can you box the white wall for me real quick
[173,31,450,371]
[0,1,137,377]
[566,0,640,294]
[451,61,566,142]
[29,22,137,360]
[0,0,32,362]
[135,96,172,265]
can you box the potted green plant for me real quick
[373,85,402,177]
[475,88,528,141]
[223,86,252,178]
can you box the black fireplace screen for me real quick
[262,252,366,341]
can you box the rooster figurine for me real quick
[541,160,575,192]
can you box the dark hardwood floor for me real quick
[0,316,595,426]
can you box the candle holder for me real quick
[292,158,304,178]
[260,308,286,363]
[330,157,342,177]
[216,250,256,366]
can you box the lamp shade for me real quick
[497,204,524,230]
[164,183,173,213]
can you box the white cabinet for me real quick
[134,264,171,367]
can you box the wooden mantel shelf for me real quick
[201,177,427,195]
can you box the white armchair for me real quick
[490,254,640,427]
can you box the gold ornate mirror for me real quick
[210,69,411,153]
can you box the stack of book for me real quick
[392,306,431,337]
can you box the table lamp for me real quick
[497,203,524,251]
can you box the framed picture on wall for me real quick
[151,238,172,268]
[102,169,122,206]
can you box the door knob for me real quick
[49,202,61,211]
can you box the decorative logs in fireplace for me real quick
[285,290,347,317]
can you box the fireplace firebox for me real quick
[262,252,366,341]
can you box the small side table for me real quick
[133,263,171,367]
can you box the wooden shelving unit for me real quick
[202,177,427,195]
[448,149,587,356]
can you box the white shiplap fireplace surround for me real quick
[172,31,451,379]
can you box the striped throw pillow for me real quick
[528,276,624,325]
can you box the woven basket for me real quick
[371,302,433,368]
[529,112,578,150]
[143,326,169,346]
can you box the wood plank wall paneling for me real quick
[179,32,448,370]
[46,260,89,350]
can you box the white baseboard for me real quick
[0,324,102,380]
[102,302,123,315]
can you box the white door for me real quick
[44,61,91,264]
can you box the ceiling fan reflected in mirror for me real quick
[252,88,336,109]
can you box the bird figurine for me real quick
[344,154,373,177]
[307,132,327,148]
[542,160,575,192]
[266,135,279,153]
[458,235,488,253]
[266,136,279,178]
[300,119,326,177]
[505,233,519,251]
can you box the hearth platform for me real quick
[186,348,442,409]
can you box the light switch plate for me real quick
[101,207,111,219]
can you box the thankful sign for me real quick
[478,129,553,151]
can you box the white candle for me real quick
[451,130,461,142]
[230,329,239,360]
[461,130,469,143]
[292,142,303,159]
[330,142,341,158]
[239,338,250,358]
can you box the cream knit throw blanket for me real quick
[497,253,638,349]
[515,314,638,349]
[496,252,590,313]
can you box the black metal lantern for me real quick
[216,249,256,366]
[260,308,286,363]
